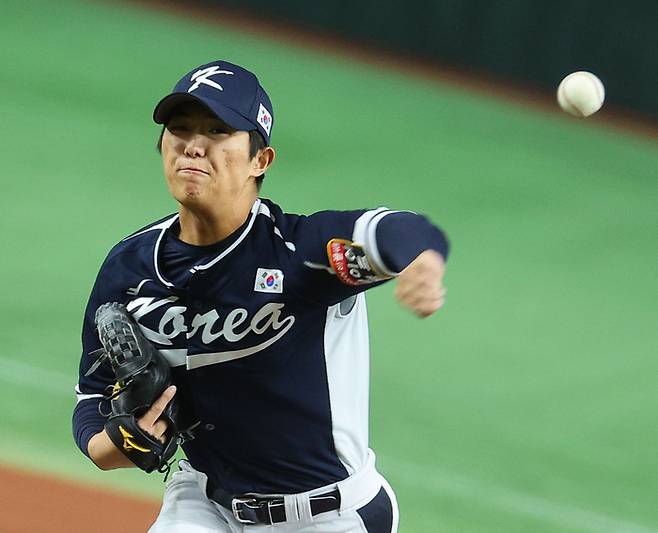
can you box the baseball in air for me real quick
[557,71,605,117]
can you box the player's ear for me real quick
[251,147,275,177]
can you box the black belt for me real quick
[206,481,341,525]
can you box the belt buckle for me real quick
[231,497,258,525]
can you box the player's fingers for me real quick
[150,420,169,442]
[409,291,446,317]
[137,417,169,443]
[395,279,433,300]
[141,385,176,427]
[396,272,444,295]
[396,283,445,308]
[416,300,441,317]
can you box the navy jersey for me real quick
[73,198,448,494]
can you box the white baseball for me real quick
[557,71,605,117]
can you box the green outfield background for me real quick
[1,0,657,531]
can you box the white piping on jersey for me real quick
[143,200,294,285]
[275,226,296,251]
[122,215,179,242]
[365,210,402,277]
[254,200,296,251]
[153,216,181,287]
[187,199,262,274]
[186,318,294,369]
[303,261,336,274]
[74,384,104,404]
[256,199,272,217]
[352,208,389,274]
[121,214,179,287]
[353,208,413,277]
[126,278,153,296]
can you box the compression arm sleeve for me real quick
[374,211,449,274]
[72,397,106,458]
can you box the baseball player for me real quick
[72,60,449,532]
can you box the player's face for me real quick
[161,102,260,211]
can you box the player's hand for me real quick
[137,385,176,443]
[394,250,446,318]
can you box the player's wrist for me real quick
[88,430,136,470]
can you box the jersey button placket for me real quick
[186,274,205,356]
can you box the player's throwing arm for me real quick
[72,58,451,533]
[395,249,446,317]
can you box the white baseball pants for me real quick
[148,450,398,533]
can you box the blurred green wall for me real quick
[196,0,658,118]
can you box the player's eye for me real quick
[209,126,231,135]
[167,123,188,133]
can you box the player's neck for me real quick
[177,197,256,246]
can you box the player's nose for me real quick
[183,133,207,158]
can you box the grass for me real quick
[1,0,657,530]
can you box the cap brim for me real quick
[153,93,255,133]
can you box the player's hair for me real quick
[156,128,267,190]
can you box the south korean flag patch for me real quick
[256,103,272,136]
[254,268,283,294]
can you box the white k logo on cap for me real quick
[188,66,234,93]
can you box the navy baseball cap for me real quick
[153,60,274,145]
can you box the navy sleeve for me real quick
[375,211,449,272]
[71,258,119,457]
[288,208,449,306]
[72,400,106,458]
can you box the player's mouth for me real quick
[177,167,209,176]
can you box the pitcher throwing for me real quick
[72,59,449,532]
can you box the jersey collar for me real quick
[153,199,263,287]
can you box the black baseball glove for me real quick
[86,302,194,473]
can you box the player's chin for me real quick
[180,192,205,207]
[184,184,203,196]
[178,180,205,197]
[167,178,202,202]
[172,187,204,207]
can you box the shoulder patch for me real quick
[326,239,391,286]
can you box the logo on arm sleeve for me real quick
[327,239,392,286]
